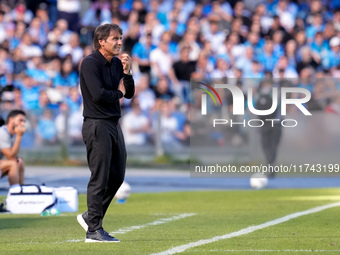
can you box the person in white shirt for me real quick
[19,33,43,58]
[136,74,156,113]
[0,110,26,187]
[57,0,81,32]
[155,100,180,147]
[150,39,173,79]
[204,14,226,55]
[58,33,84,65]
[121,97,151,146]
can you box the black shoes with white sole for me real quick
[85,228,120,243]
[77,211,120,243]
[77,211,89,231]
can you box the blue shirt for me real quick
[36,118,57,141]
[172,111,186,132]
[19,85,40,110]
[26,68,51,85]
[257,53,279,71]
[53,71,79,87]
[310,40,329,54]
[321,50,340,69]
[306,25,325,40]
[244,39,265,56]
[9,38,20,51]
[298,83,314,94]
[65,96,82,113]
[132,42,156,60]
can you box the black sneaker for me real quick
[85,228,120,243]
[77,211,89,231]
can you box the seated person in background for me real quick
[0,110,26,187]
[121,97,152,146]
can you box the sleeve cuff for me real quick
[118,90,124,98]
[123,72,133,78]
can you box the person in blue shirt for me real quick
[306,13,325,41]
[30,89,59,118]
[244,32,265,57]
[322,36,340,69]
[257,40,279,71]
[26,56,51,87]
[147,0,169,28]
[35,109,58,145]
[246,61,265,79]
[132,33,156,73]
[53,58,78,94]
[65,87,82,113]
[18,75,40,110]
[9,21,26,52]
[236,47,254,76]
[310,31,330,57]
[0,47,14,87]
[46,0,58,25]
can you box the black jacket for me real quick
[80,50,134,119]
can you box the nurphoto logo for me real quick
[198,82,312,128]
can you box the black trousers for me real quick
[82,118,126,232]
[261,123,282,165]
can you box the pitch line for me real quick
[192,249,340,253]
[16,213,196,244]
[110,213,196,235]
[151,201,340,255]
[60,213,196,243]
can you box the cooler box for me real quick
[6,185,56,214]
[54,187,78,212]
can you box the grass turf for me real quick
[0,188,340,255]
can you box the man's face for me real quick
[132,101,142,114]
[100,30,122,56]
[159,40,169,52]
[146,35,152,46]
[10,114,26,131]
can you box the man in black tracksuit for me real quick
[77,24,134,243]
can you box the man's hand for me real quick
[14,124,26,137]
[118,78,126,96]
[121,53,132,74]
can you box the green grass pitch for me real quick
[1,188,340,255]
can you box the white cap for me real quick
[330,36,340,47]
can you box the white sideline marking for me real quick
[192,249,340,253]
[53,213,196,244]
[151,201,340,255]
[110,213,196,235]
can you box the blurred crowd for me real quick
[0,0,340,148]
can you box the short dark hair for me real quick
[93,23,123,51]
[7,110,26,123]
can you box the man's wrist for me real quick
[118,90,125,98]
[124,70,132,75]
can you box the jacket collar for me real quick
[94,50,117,66]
